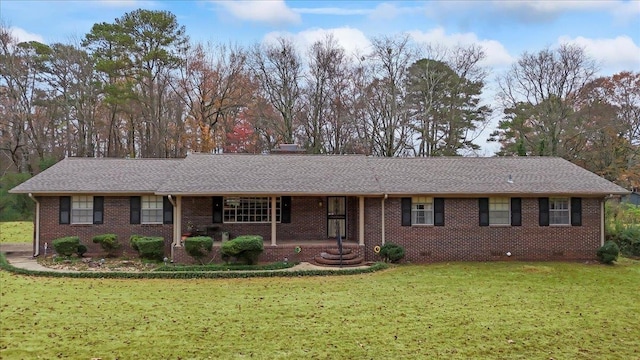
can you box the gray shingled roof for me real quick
[371,157,629,195]
[11,154,629,196]
[156,153,380,195]
[10,158,182,194]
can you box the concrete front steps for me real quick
[314,247,364,266]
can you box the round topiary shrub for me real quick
[52,236,80,257]
[184,236,213,264]
[76,244,88,257]
[379,243,405,263]
[92,234,120,257]
[221,235,264,265]
[597,240,619,264]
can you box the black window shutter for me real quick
[401,198,412,226]
[163,196,173,224]
[130,196,141,224]
[281,196,291,223]
[434,198,445,226]
[59,196,71,224]
[212,196,223,223]
[93,196,104,224]
[571,197,582,226]
[479,198,489,226]
[511,198,522,226]
[539,197,550,226]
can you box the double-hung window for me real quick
[549,198,570,225]
[71,196,93,224]
[223,197,281,223]
[141,195,163,224]
[489,197,510,225]
[412,197,433,225]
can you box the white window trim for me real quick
[412,197,434,226]
[71,195,93,225]
[489,197,511,226]
[549,197,570,226]
[141,195,163,224]
[223,196,281,223]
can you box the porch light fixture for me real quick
[318,199,323,207]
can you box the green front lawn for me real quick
[0,221,32,243]
[1,259,638,359]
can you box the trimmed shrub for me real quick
[597,241,620,264]
[184,236,213,264]
[52,236,80,257]
[132,236,165,261]
[379,243,405,263]
[92,234,120,257]
[76,244,88,257]
[221,235,264,265]
[130,235,144,252]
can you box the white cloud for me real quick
[492,0,640,23]
[369,3,401,20]
[8,27,45,44]
[494,0,609,13]
[214,0,301,26]
[263,27,372,60]
[369,2,425,21]
[292,7,370,16]
[408,28,514,68]
[558,35,640,74]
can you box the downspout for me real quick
[28,193,40,257]
[167,195,177,261]
[601,197,606,246]
[381,194,388,245]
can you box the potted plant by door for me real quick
[182,221,195,241]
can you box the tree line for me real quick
[1,9,638,190]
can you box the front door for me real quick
[327,196,346,239]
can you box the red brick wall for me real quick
[38,196,173,258]
[36,195,603,263]
[180,196,360,242]
[362,197,603,263]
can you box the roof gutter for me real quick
[28,193,40,257]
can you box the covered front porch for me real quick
[168,195,372,264]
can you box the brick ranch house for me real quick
[10,153,629,264]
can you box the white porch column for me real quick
[271,196,277,246]
[175,196,182,247]
[359,196,365,246]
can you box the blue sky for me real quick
[2,0,639,154]
[2,0,638,74]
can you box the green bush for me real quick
[92,234,120,257]
[0,173,34,221]
[76,244,88,257]
[221,235,264,265]
[130,235,144,251]
[52,236,80,257]
[184,236,213,264]
[617,226,640,257]
[597,241,620,264]
[131,236,164,261]
[379,243,405,263]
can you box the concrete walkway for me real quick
[0,243,72,272]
